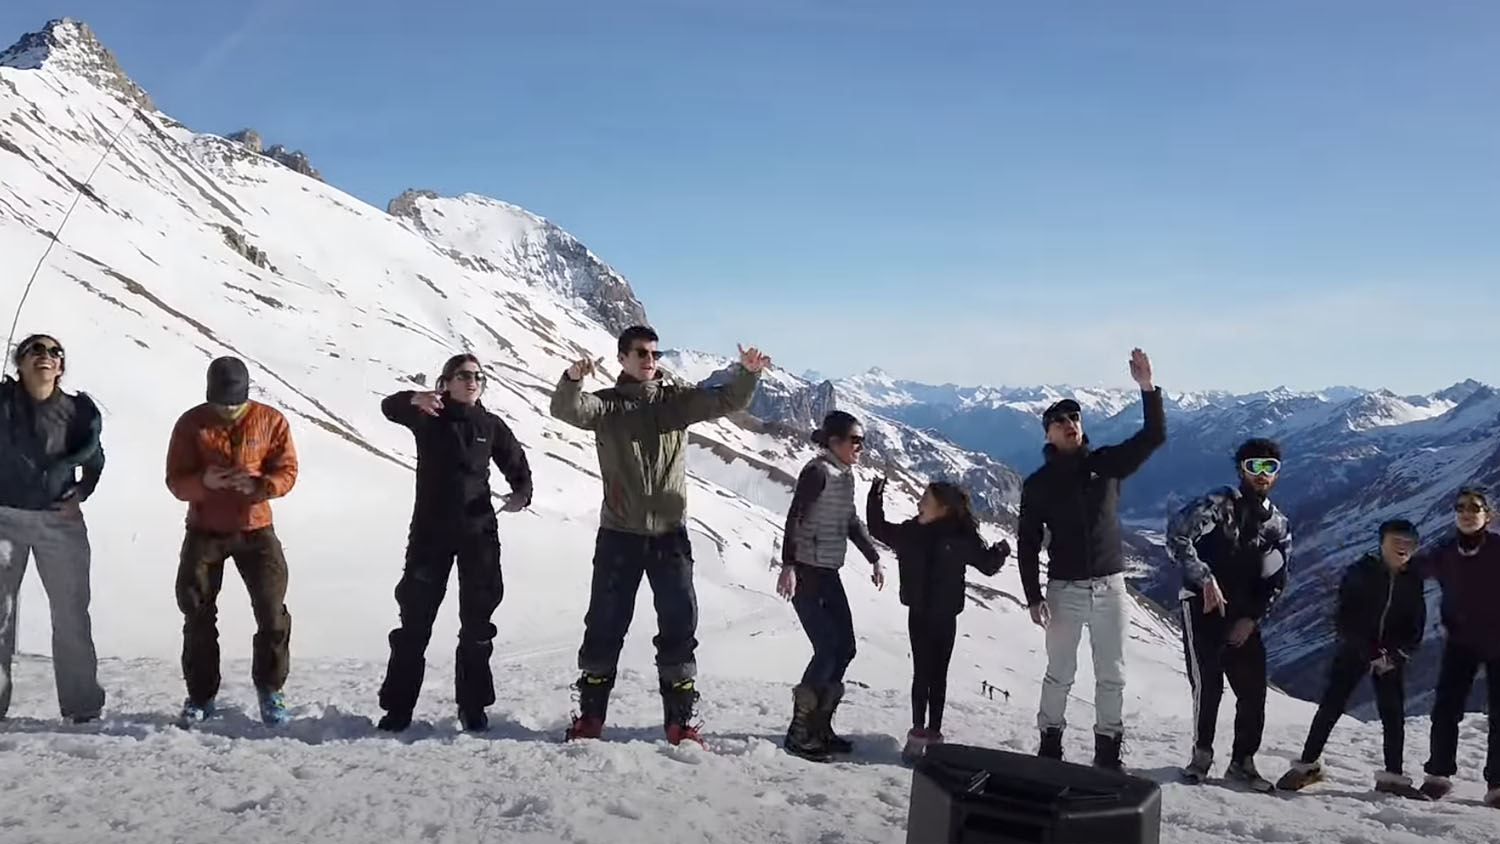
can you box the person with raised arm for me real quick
[1166,438,1291,793]
[375,353,532,733]
[551,325,766,746]
[775,411,885,760]
[1017,348,1165,770]
[0,333,106,724]
[867,477,1009,763]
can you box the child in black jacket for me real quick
[868,478,1009,763]
[1276,519,1428,799]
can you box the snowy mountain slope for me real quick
[2,17,1498,843]
[660,350,1023,523]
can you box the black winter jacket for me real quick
[867,488,1009,616]
[1417,530,1500,660]
[382,392,532,535]
[1018,388,1166,606]
[0,378,104,510]
[1334,552,1426,661]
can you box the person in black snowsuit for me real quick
[1415,486,1500,806]
[1276,519,1428,799]
[867,478,1009,762]
[776,411,884,760]
[376,354,532,733]
[1166,438,1291,793]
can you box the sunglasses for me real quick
[630,348,663,361]
[24,342,64,360]
[450,370,485,383]
[1241,458,1281,476]
[1455,503,1487,514]
[846,435,865,447]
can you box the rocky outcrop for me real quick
[387,188,440,226]
[216,224,276,272]
[225,129,323,181]
[1,19,155,112]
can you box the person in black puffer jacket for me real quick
[375,354,532,734]
[1276,520,1427,799]
[868,478,1009,763]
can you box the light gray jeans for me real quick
[1037,573,1129,738]
[0,505,105,720]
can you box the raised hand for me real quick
[870,476,887,499]
[410,391,444,416]
[737,344,771,373]
[1128,348,1153,390]
[566,357,597,382]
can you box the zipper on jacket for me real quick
[1376,569,1396,644]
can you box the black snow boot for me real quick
[377,710,412,733]
[565,672,614,741]
[812,681,853,754]
[459,707,488,733]
[661,678,704,747]
[784,684,830,761]
[1093,732,1124,772]
[1038,727,1064,760]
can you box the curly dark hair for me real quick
[1234,437,1281,464]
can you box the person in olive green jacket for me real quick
[552,325,768,746]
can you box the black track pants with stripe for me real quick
[1181,595,1267,761]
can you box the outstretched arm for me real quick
[865,478,907,547]
[549,373,609,431]
[656,365,761,430]
[1093,387,1166,478]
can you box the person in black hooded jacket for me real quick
[375,354,532,733]
[868,478,1009,762]
[1276,519,1428,799]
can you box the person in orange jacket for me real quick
[165,356,298,726]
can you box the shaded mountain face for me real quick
[661,352,1023,525]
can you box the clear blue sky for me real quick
[4,1,1498,393]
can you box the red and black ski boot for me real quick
[661,678,705,748]
[564,672,614,741]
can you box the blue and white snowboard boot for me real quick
[258,689,290,726]
[179,697,217,726]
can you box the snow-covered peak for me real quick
[387,189,648,335]
[0,18,153,111]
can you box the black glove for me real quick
[870,476,887,498]
[994,538,1012,558]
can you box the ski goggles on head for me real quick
[1241,458,1280,476]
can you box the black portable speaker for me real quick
[906,743,1162,843]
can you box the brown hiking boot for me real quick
[1419,776,1453,801]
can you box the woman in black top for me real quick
[868,478,1009,762]
[375,354,532,733]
